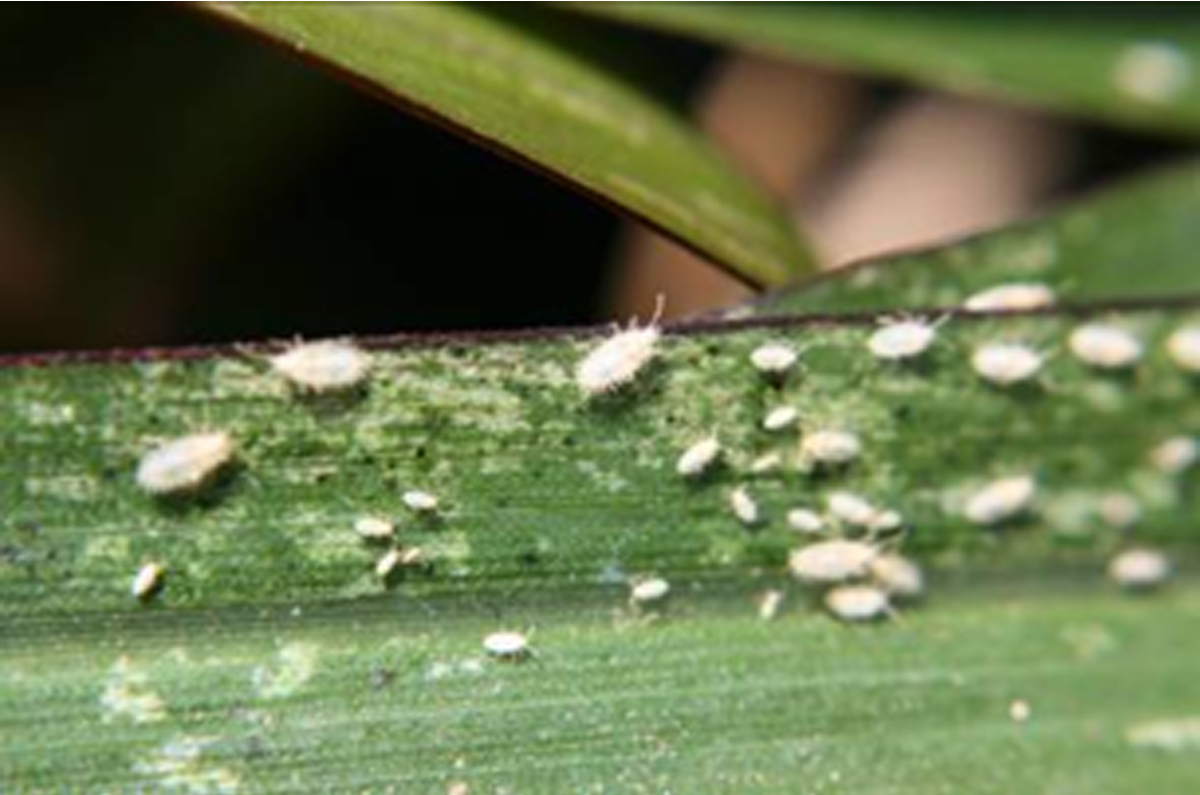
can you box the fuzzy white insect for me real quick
[758,589,785,621]
[964,475,1037,526]
[868,319,937,361]
[1150,435,1199,475]
[1098,492,1142,530]
[963,283,1056,313]
[1165,325,1200,373]
[730,486,761,527]
[270,339,372,393]
[676,436,721,478]
[1112,42,1192,104]
[402,490,439,513]
[483,630,530,660]
[825,585,891,622]
[354,516,395,541]
[1108,548,1171,590]
[869,554,924,599]
[786,507,826,535]
[799,429,862,468]
[762,406,799,432]
[575,300,663,396]
[1068,324,1143,369]
[971,343,1044,386]
[1009,699,1032,724]
[375,548,404,579]
[826,491,899,531]
[629,576,671,605]
[135,431,235,496]
[750,452,783,474]
[788,539,877,585]
[131,562,165,600]
[749,342,798,376]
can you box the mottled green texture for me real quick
[579,3,1200,136]
[757,163,1200,316]
[205,3,810,285]
[2,302,1198,790]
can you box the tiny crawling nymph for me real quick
[763,405,799,432]
[1166,325,1200,373]
[575,298,663,396]
[354,516,395,541]
[749,341,798,377]
[402,490,439,514]
[676,435,721,478]
[629,576,671,606]
[135,431,235,496]
[270,338,372,393]
[730,485,761,527]
[799,429,862,469]
[483,630,530,661]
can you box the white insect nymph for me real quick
[131,562,165,600]
[135,431,235,496]
[1150,436,1199,475]
[964,475,1037,526]
[676,436,721,478]
[868,319,937,361]
[963,283,1055,313]
[825,585,891,622]
[1165,325,1200,373]
[354,516,395,541]
[971,343,1044,386]
[1068,324,1143,369]
[730,486,761,527]
[575,299,664,396]
[1112,42,1192,104]
[869,554,924,599]
[402,490,439,513]
[483,630,530,660]
[826,492,881,529]
[788,539,877,585]
[629,576,671,605]
[762,406,799,432]
[786,507,825,535]
[270,339,372,393]
[799,429,862,468]
[1108,548,1171,590]
[749,342,798,376]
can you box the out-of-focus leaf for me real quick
[204,2,812,285]
[579,3,1200,137]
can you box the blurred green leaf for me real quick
[579,3,1200,136]
[205,2,812,285]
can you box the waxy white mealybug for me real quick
[869,554,924,599]
[971,343,1044,386]
[762,406,799,432]
[964,475,1037,526]
[629,576,671,605]
[825,491,900,531]
[799,429,861,468]
[402,490,439,513]
[758,589,785,621]
[1150,435,1198,475]
[1098,492,1142,530]
[750,452,783,474]
[575,299,664,396]
[730,486,761,527]
[271,339,371,393]
[354,516,395,541]
[1009,699,1032,724]
[825,585,891,622]
[749,342,798,376]
[676,436,721,478]
[786,507,825,535]
[1108,548,1171,590]
[1165,325,1200,373]
[1068,324,1143,369]
[788,539,877,585]
[868,319,937,361]
[963,283,1055,313]
[483,630,530,661]
[131,562,165,601]
[1112,42,1191,104]
[135,431,235,496]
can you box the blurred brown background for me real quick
[0,5,1184,352]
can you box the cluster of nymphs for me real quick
[574,284,1196,624]
[130,340,441,601]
